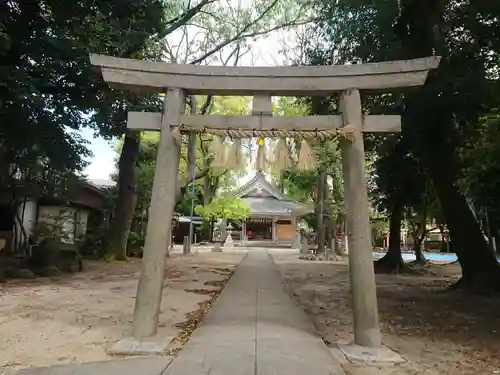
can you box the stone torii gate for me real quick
[90,54,440,355]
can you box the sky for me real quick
[81,128,117,181]
[81,20,292,182]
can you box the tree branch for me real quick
[173,41,247,202]
[200,95,213,115]
[189,1,313,64]
[164,0,217,37]
[187,96,197,180]
[175,165,213,202]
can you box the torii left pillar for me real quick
[108,88,185,355]
[339,89,381,348]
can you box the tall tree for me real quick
[307,0,500,289]
[109,95,252,254]
[1,1,167,252]
[393,0,500,288]
[461,109,500,254]
[84,1,170,261]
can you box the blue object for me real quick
[372,251,500,263]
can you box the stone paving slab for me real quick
[163,248,345,375]
[14,357,174,375]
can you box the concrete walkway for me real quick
[14,357,174,375]
[14,249,344,375]
[163,248,344,375]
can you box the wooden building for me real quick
[0,179,111,254]
[233,172,312,243]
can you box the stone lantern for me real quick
[223,223,234,248]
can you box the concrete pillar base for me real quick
[107,335,175,356]
[337,343,405,366]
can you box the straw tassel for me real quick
[236,138,248,170]
[225,138,246,171]
[271,137,291,173]
[297,139,316,170]
[255,136,266,171]
[171,127,182,144]
[209,136,227,168]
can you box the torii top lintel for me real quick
[90,54,441,96]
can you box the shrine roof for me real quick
[241,197,299,216]
[233,172,312,216]
[233,171,284,199]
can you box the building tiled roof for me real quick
[87,179,116,189]
[233,172,312,216]
[241,197,297,216]
[233,171,285,200]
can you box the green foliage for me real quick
[280,169,318,203]
[133,133,158,216]
[195,195,251,222]
[111,96,252,218]
[80,225,108,258]
[32,212,71,243]
[29,239,82,273]
[305,0,500,280]
[462,111,500,213]
[0,0,167,174]
[101,0,314,260]
[175,183,204,215]
[127,231,145,252]
[371,136,430,211]
[307,0,499,219]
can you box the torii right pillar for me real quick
[340,89,382,348]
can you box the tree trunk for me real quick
[10,192,28,253]
[495,232,500,256]
[375,202,404,273]
[220,219,227,245]
[426,160,500,290]
[397,0,500,289]
[106,131,140,261]
[333,228,341,255]
[323,181,334,252]
[315,169,326,254]
[186,98,197,188]
[334,219,347,257]
[413,214,427,263]
[414,237,425,262]
[334,219,347,256]
[485,209,497,255]
[201,172,220,206]
[279,172,285,194]
[209,221,214,242]
[437,225,446,252]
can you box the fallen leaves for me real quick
[277,258,500,375]
[166,269,235,356]
[184,288,218,296]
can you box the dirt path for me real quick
[0,252,245,373]
[271,250,500,375]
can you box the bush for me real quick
[127,231,145,258]
[29,239,83,274]
[80,226,107,258]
